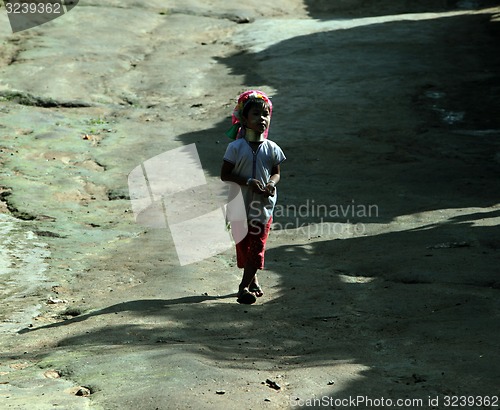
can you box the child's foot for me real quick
[237,287,257,304]
[249,283,264,297]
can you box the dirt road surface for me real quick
[1,1,499,409]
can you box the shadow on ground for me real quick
[302,0,500,19]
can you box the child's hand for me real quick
[264,182,276,197]
[248,179,266,194]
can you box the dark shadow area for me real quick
[21,9,500,407]
[185,12,500,224]
[302,0,500,20]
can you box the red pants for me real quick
[233,218,272,269]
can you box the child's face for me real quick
[244,104,271,134]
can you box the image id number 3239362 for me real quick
[442,396,499,407]
[5,2,62,14]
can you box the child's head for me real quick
[241,96,271,120]
[225,90,273,140]
[241,97,271,135]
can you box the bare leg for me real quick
[249,274,263,297]
[236,264,258,304]
[239,264,258,290]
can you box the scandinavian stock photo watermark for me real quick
[128,144,380,266]
[2,0,79,33]
[261,199,379,238]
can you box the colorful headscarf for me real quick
[225,90,273,140]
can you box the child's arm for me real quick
[265,164,281,197]
[220,160,265,192]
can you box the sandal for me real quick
[237,287,257,305]
[249,284,264,297]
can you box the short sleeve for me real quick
[223,142,237,164]
[273,144,286,166]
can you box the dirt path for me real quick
[1,1,499,409]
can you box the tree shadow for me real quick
[17,294,235,335]
[187,12,500,222]
[302,0,500,20]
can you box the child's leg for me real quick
[243,218,272,297]
[234,222,256,304]
[233,221,249,268]
[240,264,258,290]
[236,263,258,304]
[235,237,249,269]
[249,276,264,297]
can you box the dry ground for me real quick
[1,1,499,409]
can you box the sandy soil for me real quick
[1,1,500,409]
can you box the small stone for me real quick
[47,297,68,304]
[227,14,255,24]
[74,386,91,396]
[43,370,61,379]
[328,380,335,385]
[216,390,225,395]
[266,379,281,390]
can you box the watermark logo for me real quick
[3,0,79,33]
[128,144,247,266]
[269,199,379,238]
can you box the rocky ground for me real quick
[1,1,499,409]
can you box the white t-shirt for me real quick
[224,138,286,224]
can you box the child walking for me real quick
[220,90,286,304]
